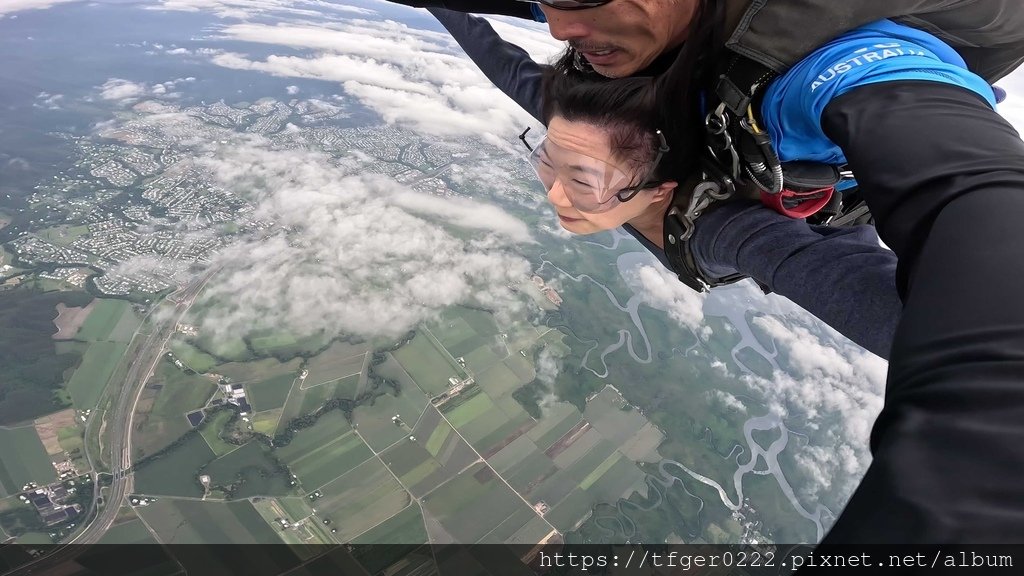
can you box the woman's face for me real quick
[541,115,674,235]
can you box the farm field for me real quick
[169,338,218,373]
[351,384,428,452]
[74,299,134,342]
[137,498,282,544]
[350,503,427,545]
[198,409,236,456]
[98,516,160,544]
[131,359,217,458]
[275,373,360,436]
[303,341,370,388]
[311,458,411,543]
[66,340,128,408]
[392,331,462,397]
[201,441,293,498]
[420,461,540,544]
[246,374,295,412]
[0,426,58,496]
[275,410,372,492]
[133,433,216,498]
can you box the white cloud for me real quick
[0,0,79,17]
[202,19,542,142]
[99,78,149,102]
[629,263,707,335]
[150,0,376,21]
[95,99,538,343]
[286,85,300,95]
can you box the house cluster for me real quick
[19,483,81,527]
[221,382,252,415]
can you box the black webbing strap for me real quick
[714,52,777,116]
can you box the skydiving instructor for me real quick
[387,0,1024,543]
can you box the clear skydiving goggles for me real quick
[519,127,670,214]
[514,0,613,10]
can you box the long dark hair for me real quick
[539,0,722,184]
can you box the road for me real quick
[5,269,219,575]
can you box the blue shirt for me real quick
[761,19,997,166]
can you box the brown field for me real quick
[51,299,97,340]
[481,420,536,459]
[34,408,78,455]
[544,421,590,460]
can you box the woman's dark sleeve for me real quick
[382,0,535,20]
[427,8,545,122]
[691,200,900,360]
[817,80,1024,542]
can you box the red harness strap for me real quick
[760,186,835,219]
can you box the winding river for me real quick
[552,240,830,541]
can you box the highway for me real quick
[5,269,219,575]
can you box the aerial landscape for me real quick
[3,0,1020,574]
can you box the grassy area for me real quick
[201,441,293,498]
[131,359,217,458]
[303,341,369,388]
[137,498,283,545]
[97,517,159,544]
[313,458,410,543]
[351,384,428,453]
[246,374,295,412]
[198,410,237,457]
[133,433,216,498]
[275,373,359,435]
[392,332,462,396]
[170,339,218,373]
[443,392,494,429]
[275,411,371,492]
[66,340,128,409]
[421,461,534,543]
[350,503,427,545]
[74,299,130,342]
[34,225,90,248]
[0,426,58,496]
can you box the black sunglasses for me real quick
[515,0,613,11]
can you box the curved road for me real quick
[7,269,218,575]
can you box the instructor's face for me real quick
[540,0,699,77]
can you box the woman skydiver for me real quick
[427,7,901,360]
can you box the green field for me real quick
[137,498,282,544]
[351,384,428,452]
[66,340,128,408]
[35,225,90,248]
[170,339,218,373]
[0,427,58,496]
[131,360,217,458]
[246,374,295,412]
[201,441,293,498]
[275,373,359,436]
[442,391,494,429]
[313,458,410,543]
[424,421,451,457]
[134,433,216,498]
[217,357,302,384]
[98,517,160,544]
[303,341,369,388]
[421,461,536,543]
[350,503,427,545]
[475,360,527,398]
[74,299,131,342]
[392,331,461,396]
[198,410,237,456]
[276,411,372,492]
